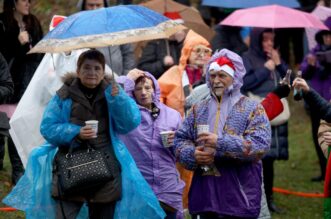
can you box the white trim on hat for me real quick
[209,62,235,78]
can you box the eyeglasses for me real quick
[192,47,212,56]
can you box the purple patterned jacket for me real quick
[174,49,271,218]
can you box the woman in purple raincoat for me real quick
[117,70,185,219]
[174,49,271,218]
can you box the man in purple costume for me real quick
[174,49,271,218]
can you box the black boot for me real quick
[267,197,284,214]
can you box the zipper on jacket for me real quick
[213,96,222,134]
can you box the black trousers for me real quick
[56,200,116,219]
[262,158,274,204]
[0,135,24,184]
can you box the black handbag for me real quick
[54,141,113,195]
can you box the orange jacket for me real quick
[158,30,210,117]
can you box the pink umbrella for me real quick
[306,6,331,50]
[220,4,328,30]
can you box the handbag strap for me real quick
[67,139,93,156]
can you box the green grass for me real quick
[0,96,324,218]
[272,97,324,219]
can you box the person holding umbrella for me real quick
[3,49,167,219]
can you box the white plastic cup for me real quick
[197,124,209,135]
[85,120,99,138]
[160,131,175,148]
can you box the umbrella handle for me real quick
[165,40,170,56]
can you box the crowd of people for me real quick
[0,0,331,218]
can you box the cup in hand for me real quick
[85,120,99,138]
[197,124,209,135]
[160,131,175,148]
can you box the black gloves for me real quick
[272,83,291,99]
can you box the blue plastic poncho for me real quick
[3,85,166,219]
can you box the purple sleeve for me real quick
[215,104,271,161]
[300,53,321,79]
[173,109,198,170]
[116,75,135,96]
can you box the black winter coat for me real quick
[0,52,13,104]
[0,13,43,103]
[241,28,289,160]
[0,52,14,136]
[303,88,331,123]
[138,39,182,79]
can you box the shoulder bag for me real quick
[53,140,113,195]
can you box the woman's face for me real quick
[77,59,105,89]
[133,78,154,109]
[323,33,331,46]
[15,0,30,16]
[188,45,212,67]
[262,32,275,54]
[85,0,104,10]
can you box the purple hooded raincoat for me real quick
[117,72,185,216]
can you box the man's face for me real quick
[209,70,234,97]
[85,0,104,10]
[262,32,275,54]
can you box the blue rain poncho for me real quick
[3,85,166,219]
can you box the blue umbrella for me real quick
[202,0,300,8]
[29,5,185,53]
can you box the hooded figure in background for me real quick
[300,16,331,183]
[241,28,288,213]
[117,70,185,218]
[158,30,211,117]
[174,49,271,218]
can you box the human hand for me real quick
[269,49,281,65]
[194,146,215,165]
[127,68,145,81]
[196,132,218,148]
[307,54,316,66]
[111,82,119,96]
[163,56,174,66]
[18,31,30,45]
[264,59,276,71]
[78,126,96,140]
[292,77,310,93]
[323,132,331,145]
